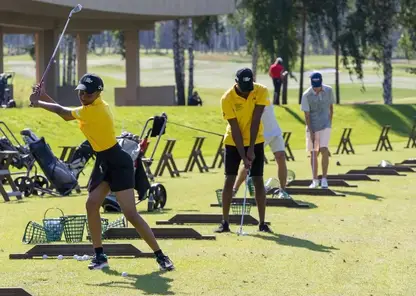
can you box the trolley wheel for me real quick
[152,183,167,210]
[31,175,49,196]
[14,176,34,197]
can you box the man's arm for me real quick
[36,101,76,121]
[301,94,312,133]
[329,104,333,124]
[304,111,313,133]
[228,119,246,159]
[249,105,265,148]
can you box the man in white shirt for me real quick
[233,98,291,199]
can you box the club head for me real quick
[70,4,83,16]
[237,230,247,236]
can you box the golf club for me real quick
[31,4,82,105]
[312,136,316,185]
[40,4,83,85]
[237,169,250,236]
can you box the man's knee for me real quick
[224,175,237,187]
[274,151,286,163]
[319,147,329,155]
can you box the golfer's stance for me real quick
[216,68,271,233]
[233,97,291,199]
[29,74,174,271]
[300,71,334,189]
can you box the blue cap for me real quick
[310,71,322,88]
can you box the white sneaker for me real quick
[321,178,328,189]
[309,179,320,188]
[277,190,292,199]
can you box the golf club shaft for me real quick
[238,169,250,234]
[168,121,223,137]
[40,16,73,84]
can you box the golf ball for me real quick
[42,254,48,259]
[58,255,64,260]
[82,255,89,260]
[73,255,78,260]
[77,256,83,261]
[122,272,128,277]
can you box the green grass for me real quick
[1,145,416,295]
[2,104,416,161]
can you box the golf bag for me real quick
[68,140,95,179]
[0,137,32,169]
[24,135,78,196]
[0,72,16,108]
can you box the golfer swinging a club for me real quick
[301,71,334,189]
[29,74,174,271]
[216,67,271,233]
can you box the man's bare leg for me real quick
[274,151,287,190]
[252,176,266,223]
[320,147,329,178]
[222,175,236,223]
[310,151,319,180]
[233,166,247,193]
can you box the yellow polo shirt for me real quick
[71,97,117,152]
[221,83,270,146]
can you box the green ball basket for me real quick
[22,221,48,244]
[62,215,87,243]
[42,208,65,242]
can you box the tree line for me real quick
[3,0,416,104]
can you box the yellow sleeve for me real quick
[71,106,86,120]
[256,87,270,106]
[221,96,236,120]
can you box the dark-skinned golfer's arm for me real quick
[249,105,265,149]
[35,100,75,121]
[228,118,246,159]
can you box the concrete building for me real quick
[0,0,235,106]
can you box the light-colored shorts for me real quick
[265,135,285,153]
[306,128,331,152]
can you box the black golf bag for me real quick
[26,137,78,196]
[68,140,95,179]
[0,137,33,170]
[0,72,16,108]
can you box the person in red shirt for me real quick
[269,57,285,105]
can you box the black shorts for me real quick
[224,143,264,177]
[88,143,134,193]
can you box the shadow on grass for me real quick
[281,106,306,125]
[352,104,416,138]
[252,233,338,253]
[138,208,173,215]
[86,268,174,295]
[335,190,384,201]
[296,201,318,209]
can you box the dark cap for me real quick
[75,73,104,94]
[310,71,323,88]
[235,68,254,92]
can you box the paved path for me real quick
[5,56,416,91]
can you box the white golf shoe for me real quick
[309,179,320,188]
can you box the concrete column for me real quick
[0,27,4,74]
[124,29,140,103]
[76,32,88,81]
[35,30,59,98]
